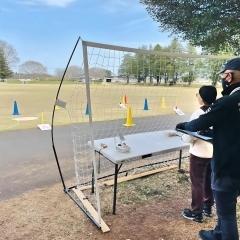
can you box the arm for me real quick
[177,98,228,132]
[181,109,203,143]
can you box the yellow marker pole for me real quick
[161,97,166,109]
[41,112,44,124]
[123,106,135,127]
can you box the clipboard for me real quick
[176,128,213,143]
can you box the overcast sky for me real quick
[1,0,174,73]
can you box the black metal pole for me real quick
[113,164,118,215]
[178,149,182,170]
[51,37,81,190]
[91,168,94,194]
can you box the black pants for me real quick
[189,154,214,213]
[211,173,240,239]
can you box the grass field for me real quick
[0,83,73,131]
[0,82,222,132]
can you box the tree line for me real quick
[118,38,232,86]
[0,37,234,85]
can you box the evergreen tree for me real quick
[0,50,13,81]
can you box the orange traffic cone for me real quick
[124,95,127,104]
[122,95,126,104]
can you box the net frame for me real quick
[52,38,234,232]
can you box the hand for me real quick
[175,122,187,130]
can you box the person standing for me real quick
[181,86,217,223]
[176,58,240,240]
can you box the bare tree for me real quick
[55,65,83,80]
[55,66,110,80]
[0,40,19,67]
[89,67,105,79]
[19,61,48,79]
[19,61,47,74]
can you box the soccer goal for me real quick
[52,38,233,232]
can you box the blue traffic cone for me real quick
[85,103,89,115]
[143,98,149,110]
[12,101,20,115]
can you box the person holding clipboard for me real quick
[176,58,240,240]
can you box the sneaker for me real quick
[203,205,213,217]
[199,230,222,240]
[182,209,203,223]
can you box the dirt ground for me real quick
[1,164,239,240]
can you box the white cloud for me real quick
[19,0,76,7]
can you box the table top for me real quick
[88,130,189,164]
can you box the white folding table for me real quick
[89,130,189,214]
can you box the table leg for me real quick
[178,149,182,169]
[113,163,118,215]
[91,169,94,193]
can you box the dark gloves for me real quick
[175,122,187,130]
[197,129,213,138]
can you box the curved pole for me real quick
[51,37,81,189]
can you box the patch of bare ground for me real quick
[1,163,239,240]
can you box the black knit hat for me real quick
[199,86,217,105]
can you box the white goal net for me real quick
[55,39,233,230]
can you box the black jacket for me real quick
[183,82,240,179]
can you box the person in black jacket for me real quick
[176,57,240,240]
